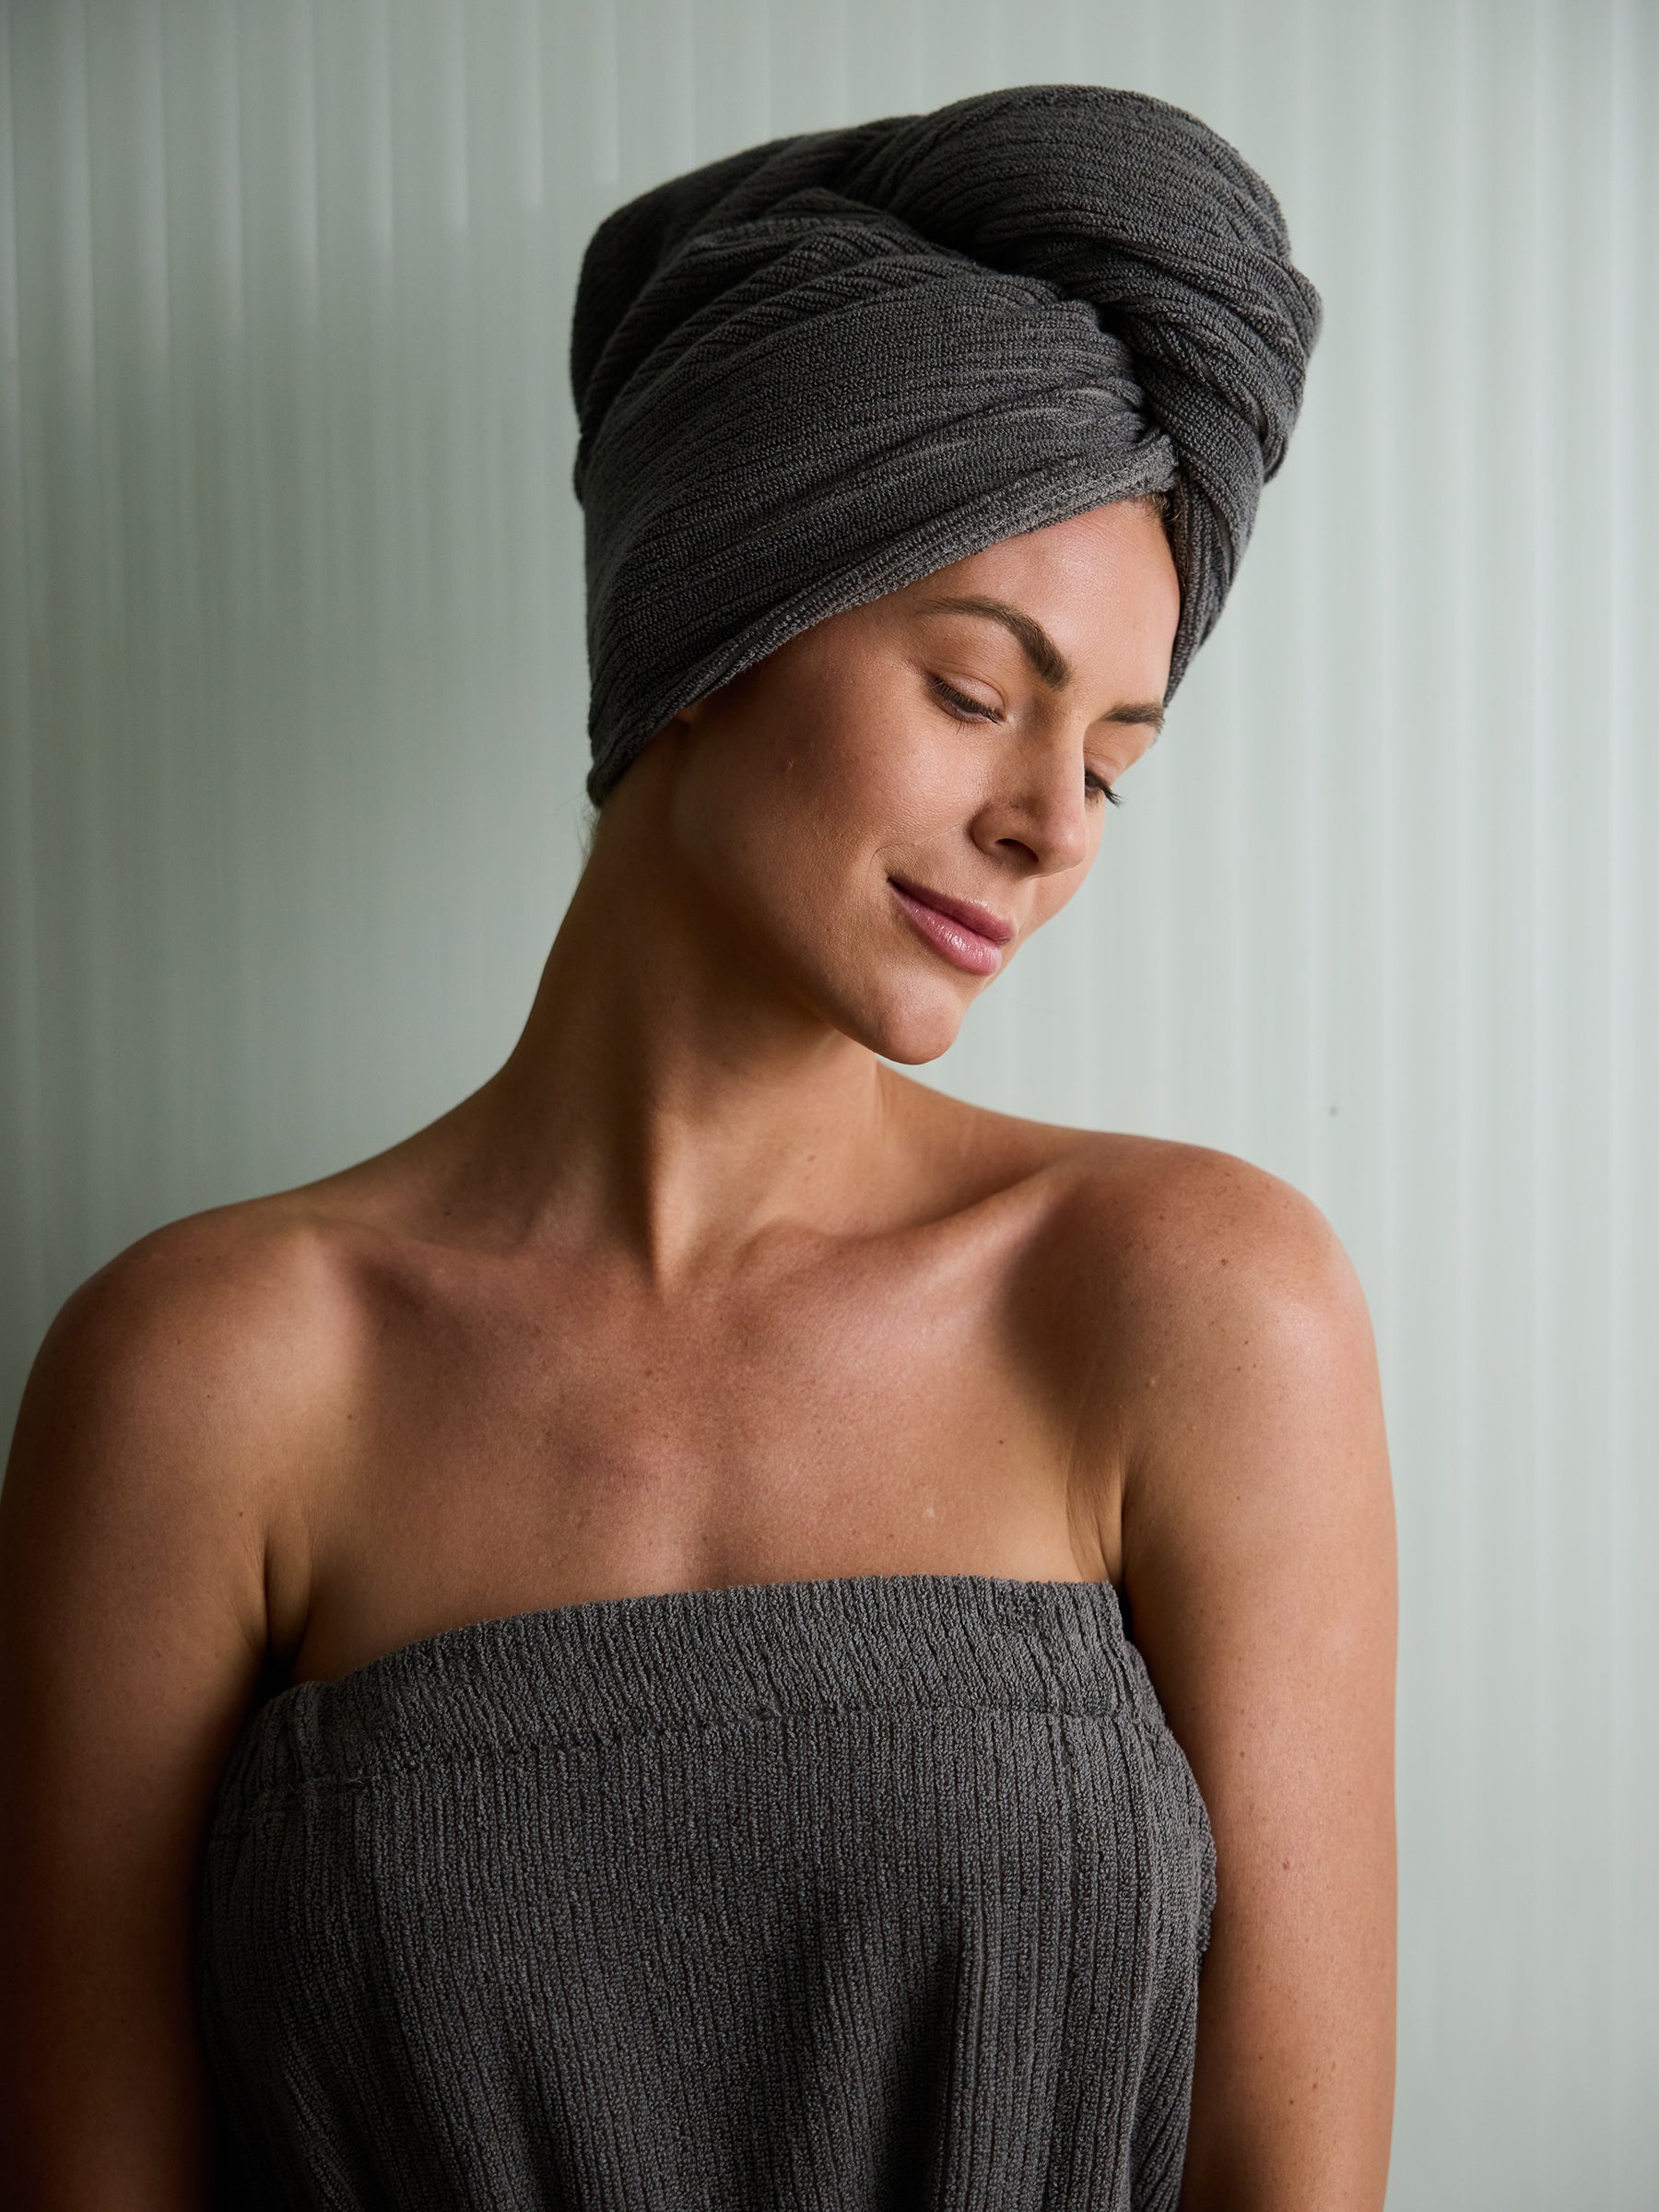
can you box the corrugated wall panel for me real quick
[1,1,1654,2200]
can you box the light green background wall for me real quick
[3,0,1655,2201]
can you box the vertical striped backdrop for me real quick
[1,3,1653,2200]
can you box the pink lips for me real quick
[888,875,1015,978]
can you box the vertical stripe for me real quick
[0,4,1654,2201]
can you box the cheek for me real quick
[779,665,930,793]
[663,693,883,950]
[700,679,945,874]
[807,688,977,847]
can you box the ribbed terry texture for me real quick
[571,82,1322,804]
[197,1571,1216,2211]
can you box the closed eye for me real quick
[928,674,1002,724]
[927,676,1123,807]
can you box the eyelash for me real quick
[927,677,1123,806]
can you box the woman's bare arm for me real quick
[1103,1153,1397,2210]
[0,1218,337,2207]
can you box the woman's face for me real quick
[650,497,1181,1064]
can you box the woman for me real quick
[0,84,1395,2210]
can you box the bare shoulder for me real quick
[31,1191,363,1371]
[887,1077,1371,1422]
[1036,1131,1397,2207]
[0,1197,380,2199]
[1050,1128,1371,1372]
[2,1191,371,1665]
[897,1076,1368,1363]
[0,1199,358,1776]
[1031,1124,1393,1660]
[893,1096,1399,2199]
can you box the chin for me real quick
[875,1031,962,1068]
[840,976,975,1065]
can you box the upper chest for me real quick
[276,1171,1137,1686]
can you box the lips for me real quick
[888,875,1016,979]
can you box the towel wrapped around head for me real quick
[570,83,1322,806]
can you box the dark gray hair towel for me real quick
[571,82,1322,806]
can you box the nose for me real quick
[974,734,1094,878]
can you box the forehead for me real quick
[919,500,1176,606]
[766,499,1179,698]
[887,503,1181,682]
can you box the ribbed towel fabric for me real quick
[196,1571,1216,2210]
[571,83,1322,803]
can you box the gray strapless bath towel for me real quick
[196,1572,1216,2209]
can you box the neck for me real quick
[450,772,912,1280]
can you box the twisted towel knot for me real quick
[571,83,1321,805]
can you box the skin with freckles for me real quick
[643,496,1173,1068]
[0,496,1396,2210]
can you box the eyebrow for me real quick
[912,592,1166,736]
